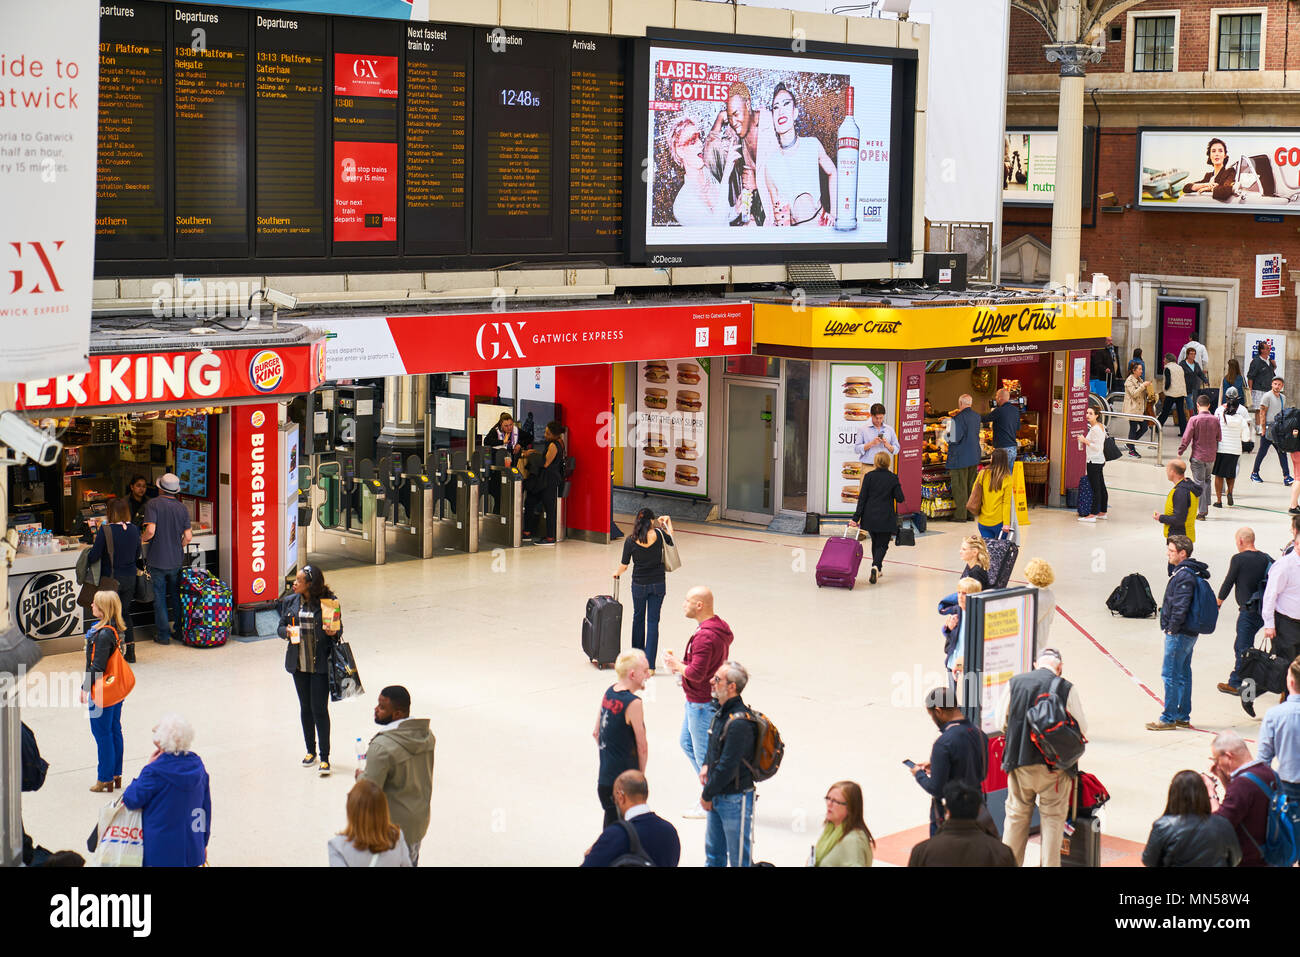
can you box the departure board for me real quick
[172,6,249,257]
[254,14,327,257]
[333,20,401,252]
[569,37,625,252]
[471,29,567,255]
[403,24,470,255]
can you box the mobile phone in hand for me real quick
[902,759,916,769]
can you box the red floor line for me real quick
[1055,606,1165,708]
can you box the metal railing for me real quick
[1096,409,1164,464]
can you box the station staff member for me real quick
[853,404,900,464]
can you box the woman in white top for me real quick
[1212,386,1252,508]
[1075,405,1108,522]
[668,117,739,228]
[761,83,837,227]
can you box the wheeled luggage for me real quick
[582,578,622,668]
[985,533,1020,590]
[178,566,232,648]
[815,527,864,589]
[1061,776,1102,867]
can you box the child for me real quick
[940,577,984,688]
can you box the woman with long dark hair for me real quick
[812,780,875,866]
[968,448,1014,539]
[1142,770,1240,867]
[1221,358,1248,412]
[614,508,674,672]
[1182,137,1235,202]
[85,497,143,662]
[1076,405,1108,522]
[278,564,342,777]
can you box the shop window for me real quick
[725,355,780,378]
[1217,13,1261,71]
[1133,16,1175,72]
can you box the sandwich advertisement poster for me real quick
[635,358,709,498]
[827,362,887,515]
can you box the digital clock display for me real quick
[499,89,543,107]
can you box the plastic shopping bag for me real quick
[89,797,144,867]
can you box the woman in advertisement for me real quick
[1181,138,1235,203]
[668,117,742,228]
[762,83,836,227]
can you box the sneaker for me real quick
[1127,450,1141,458]
[1077,516,1096,523]
[682,804,708,820]
[869,566,878,584]
[1174,720,1192,728]
[1213,501,1223,508]
[1218,682,1241,696]
[1250,473,1263,483]
[301,753,317,767]
[1228,493,1234,506]
[1290,507,1300,516]
[1097,513,1108,520]
[1145,720,1177,731]
[318,761,331,777]
[1287,477,1295,487]
[536,537,556,545]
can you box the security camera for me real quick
[0,411,63,467]
[264,288,298,310]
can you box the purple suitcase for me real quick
[815,528,864,589]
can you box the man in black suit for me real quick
[581,770,681,867]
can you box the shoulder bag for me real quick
[79,527,120,608]
[92,625,136,709]
[965,474,985,516]
[661,531,681,573]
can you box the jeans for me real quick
[1126,419,1146,453]
[705,789,754,867]
[1158,396,1188,432]
[868,531,891,571]
[89,701,124,782]
[1253,435,1292,479]
[1229,609,1264,688]
[1086,462,1108,514]
[1000,446,1017,465]
[1159,633,1198,723]
[149,565,182,643]
[293,671,331,761]
[978,522,1003,540]
[679,700,714,775]
[1188,459,1212,519]
[630,581,667,669]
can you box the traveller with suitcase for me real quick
[613,509,675,670]
[582,579,623,669]
[846,450,905,585]
[815,526,863,589]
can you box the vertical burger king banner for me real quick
[231,404,282,607]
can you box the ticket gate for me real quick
[305,455,386,564]
[384,454,440,559]
[429,449,479,553]
[478,448,524,549]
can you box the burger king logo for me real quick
[250,409,265,428]
[252,577,267,596]
[249,350,285,393]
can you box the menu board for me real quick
[569,38,625,252]
[172,6,249,258]
[826,362,888,515]
[97,4,168,258]
[634,358,709,499]
[333,20,401,251]
[175,414,210,498]
[254,14,327,256]
[472,29,566,255]
[403,24,470,255]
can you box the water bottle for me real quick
[355,736,366,773]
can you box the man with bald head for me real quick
[981,388,1022,465]
[1215,526,1272,697]
[664,586,734,819]
[1208,729,1277,867]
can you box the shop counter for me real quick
[9,545,91,655]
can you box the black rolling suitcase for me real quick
[582,578,622,669]
[1060,775,1102,867]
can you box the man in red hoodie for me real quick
[663,586,734,820]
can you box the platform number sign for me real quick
[695,327,709,348]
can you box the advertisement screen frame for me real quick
[1136,126,1300,215]
[626,29,917,267]
[1002,126,1095,208]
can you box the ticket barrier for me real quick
[384,454,441,560]
[429,449,479,554]
[306,455,386,564]
[478,448,524,549]
[555,455,575,543]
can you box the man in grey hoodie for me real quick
[361,685,436,864]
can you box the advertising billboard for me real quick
[1002,127,1095,207]
[634,359,709,498]
[1138,128,1300,214]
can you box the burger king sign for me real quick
[250,350,285,393]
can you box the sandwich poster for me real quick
[635,358,709,498]
[826,362,887,515]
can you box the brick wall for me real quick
[1009,0,1299,76]
[1001,128,1298,331]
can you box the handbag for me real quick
[965,476,984,515]
[894,518,916,547]
[1102,435,1122,462]
[92,625,136,708]
[328,640,365,702]
[88,797,144,867]
[661,531,681,573]
[79,526,120,607]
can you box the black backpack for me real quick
[21,723,48,793]
[1026,676,1087,771]
[1106,573,1158,618]
[1244,556,1275,613]
[1270,407,1300,452]
[610,820,655,867]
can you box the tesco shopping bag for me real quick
[89,797,144,867]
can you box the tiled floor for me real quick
[17,426,1294,865]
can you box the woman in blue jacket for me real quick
[122,713,211,867]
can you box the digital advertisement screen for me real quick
[1138,128,1300,214]
[629,32,916,266]
[1002,127,1094,208]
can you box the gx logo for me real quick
[474,321,527,361]
[353,58,380,78]
[8,241,65,294]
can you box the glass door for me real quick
[723,381,778,524]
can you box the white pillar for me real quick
[1051,73,1085,290]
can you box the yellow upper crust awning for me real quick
[754,300,1113,361]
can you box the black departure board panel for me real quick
[569,37,625,252]
[92,2,629,272]
[471,28,567,255]
[172,6,249,257]
[403,24,470,255]
[254,14,327,257]
[97,4,168,258]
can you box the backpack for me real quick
[1270,407,1300,453]
[1244,556,1275,613]
[1185,573,1219,635]
[1241,773,1299,867]
[721,707,785,783]
[20,723,48,793]
[1102,435,1121,462]
[609,820,656,867]
[1025,676,1087,771]
[1105,573,1158,618]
